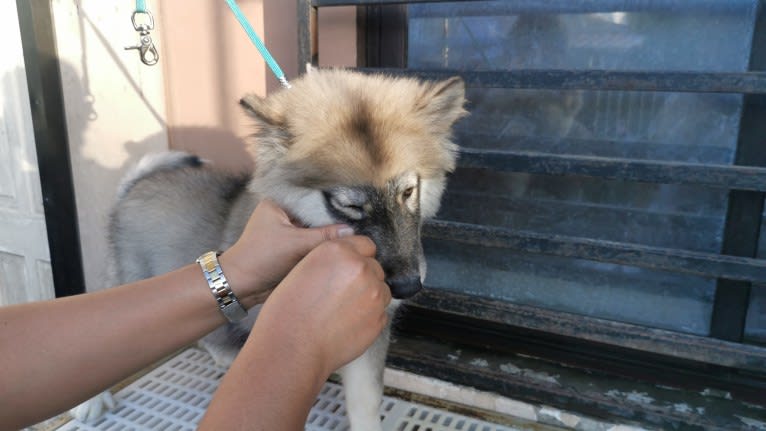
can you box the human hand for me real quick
[198,236,390,430]
[218,200,352,308]
[252,236,392,378]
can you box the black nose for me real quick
[386,275,423,299]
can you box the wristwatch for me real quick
[196,251,248,323]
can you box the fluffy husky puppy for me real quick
[73,69,466,429]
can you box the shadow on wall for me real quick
[57,56,254,192]
[166,126,254,174]
[66,3,257,175]
[33,59,255,292]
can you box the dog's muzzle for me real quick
[386,275,423,299]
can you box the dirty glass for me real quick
[410,1,759,335]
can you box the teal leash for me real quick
[225,0,291,89]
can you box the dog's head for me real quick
[240,69,466,299]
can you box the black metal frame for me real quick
[16,0,86,298]
[299,0,766,423]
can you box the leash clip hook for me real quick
[125,11,159,66]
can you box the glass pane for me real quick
[441,169,727,252]
[457,89,743,164]
[424,239,715,335]
[409,1,759,334]
[409,2,756,72]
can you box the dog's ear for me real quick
[240,93,284,127]
[240,94,291,166]
[417,77,468,131]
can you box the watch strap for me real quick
[196,251,248,323]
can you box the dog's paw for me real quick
[69,391,116,422]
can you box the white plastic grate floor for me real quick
[59,348,520,431]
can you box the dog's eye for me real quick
[402,187,415,200]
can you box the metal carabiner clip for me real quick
[130,10,154,32]
[125,35,159,66]
[125,11,159,66]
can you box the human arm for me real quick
[0,200,348,431]
[197,236,391,431]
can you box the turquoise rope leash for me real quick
[135,0,146,13]
[225,0,291,89]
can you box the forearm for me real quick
[198,320,328,430]
[0,263,226,429]
[198,236,389,430]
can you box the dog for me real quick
[71,69,466,430]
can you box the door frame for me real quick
[16,0,85,297]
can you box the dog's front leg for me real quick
[339,321,391,431]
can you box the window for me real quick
[300,0,766,427]
[408,2,756,337]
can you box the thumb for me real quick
[303,223,355,245]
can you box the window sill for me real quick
[387,331,766,430]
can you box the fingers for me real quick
[315,224,355,242]
[334,235,377,258]
[258,200,347,237]
[256,199,361,249]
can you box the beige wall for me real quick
[317,7,358,68]
[51,1,355,291]
[52,0,168,292]
[159,1,356,173]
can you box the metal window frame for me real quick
[298,0,766,411]
[710,3,766,342]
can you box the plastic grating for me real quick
[59,348,521,431]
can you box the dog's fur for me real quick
[72,69,466,429]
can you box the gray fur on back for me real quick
[109,154,252,285]
[115,151,204,200]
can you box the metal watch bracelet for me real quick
[196,251,248,323]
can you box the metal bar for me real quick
[357,68,766,93]
[710,1,766,342]
[315,0,751,16]
[423,220,766,283]
[16,0,86,297]
[457,148,766,191]
[358,5,409,68]
[407,288,766,372]
[297,0,317,74]
[315,0,482,6]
